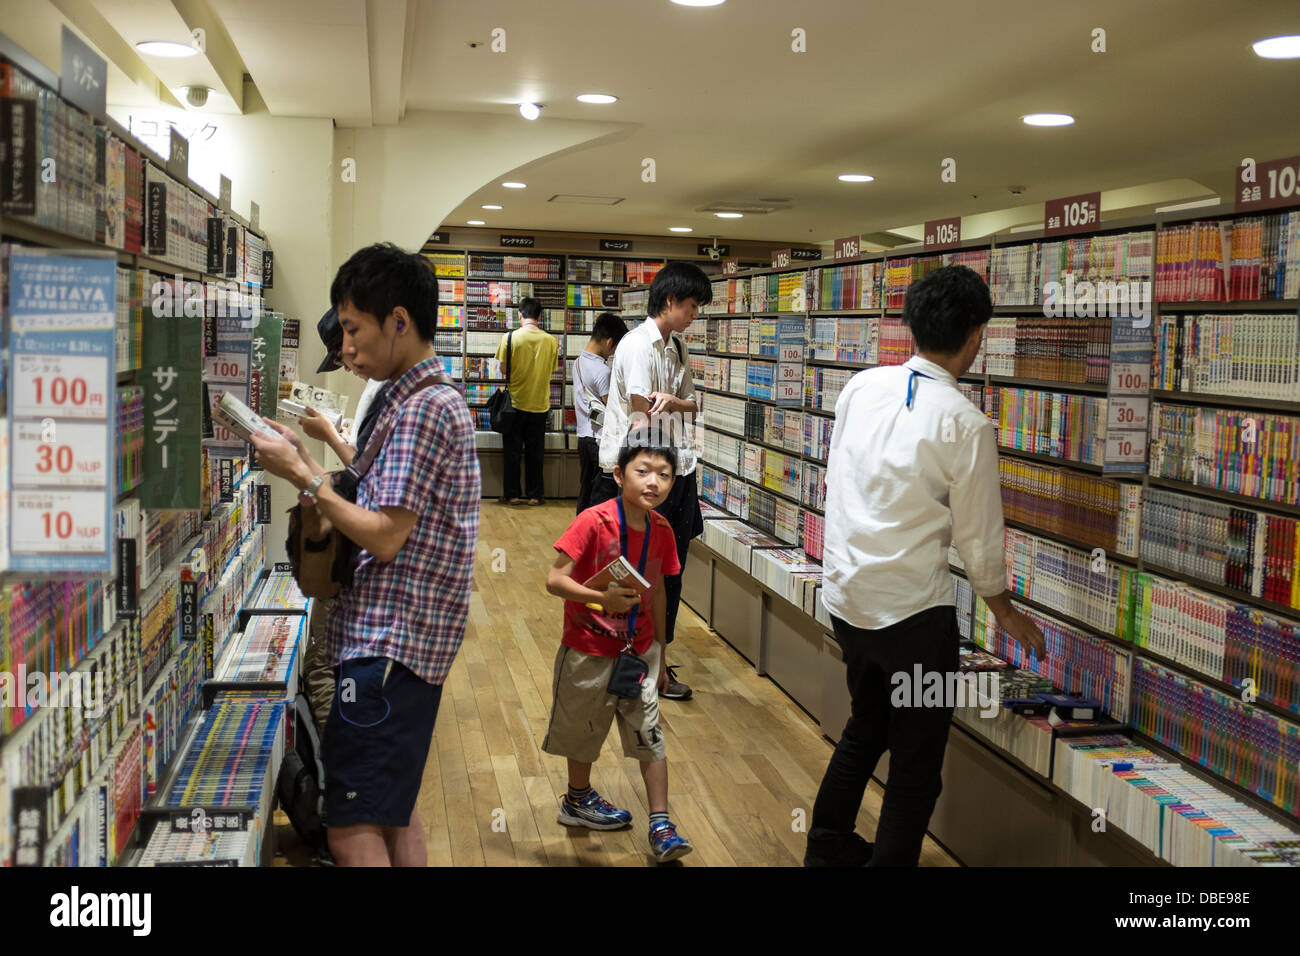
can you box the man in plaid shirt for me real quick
[253,243,480,866]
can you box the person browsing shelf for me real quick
[495,296,559,506]
[296,307,389,467]
[573,311,629,513]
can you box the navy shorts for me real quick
[323,656,442,828]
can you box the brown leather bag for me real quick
[285,372,451,598]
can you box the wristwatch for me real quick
[298,473,325,506]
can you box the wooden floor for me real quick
[277,500,958,867]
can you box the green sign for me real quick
[142,313,203,509]
[250,312,283,419]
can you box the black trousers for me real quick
[590,468,703,645]
[809,605,959,866]
[575,436,600,514]
[503,410,547,500]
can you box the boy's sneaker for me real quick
[649,820,693,862]
[557,790,632,830]
[660,665,692,701]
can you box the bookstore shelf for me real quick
[1157,300,1300,312]
[986,375,1109,396]
[996,446,1107,475]
[1150,389,1300,415]
[1146,475,1300,516]
[1140,558,1300,627]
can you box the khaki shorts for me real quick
[543,641,666,763]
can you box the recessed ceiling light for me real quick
[669,227,693,233]
[671,0,726,5]
[838,174,874,182]
[481,204,503,210]
[519,102,541,120]
[577,93,618,104]
[467,220,485,226]
[715,212,743,219]
[502,182,527,189]
[1253,35,1300,58]
[1022,113,1075,126]
[136,40,198,58]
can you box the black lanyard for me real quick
[617,496,651,645]
[905,366,933,410]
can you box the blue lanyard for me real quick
[617,497,651,644]
[905,366,933,409]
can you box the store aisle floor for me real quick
[278,500,958,867]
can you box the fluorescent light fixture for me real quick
[467,220,485,226]
[1154,197,1222,214]
[1253,35,1300,58]
[715,212,743,219]
[1008,223,1041,234]
[1022,113,1075,126]
[519,102,541,120]
[838,174,874,183]
[136,40,198,58]
[502,182,527,189]
[577,93,618,104]
[481,204,503,210]
[671,0,726,5]
[669,226,693,233]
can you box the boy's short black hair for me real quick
[902,265,992,355]
[519,297,543,320]
[648,261,713,317]
[616,443,678,475]
[331,242,438,341]
[591,311,628,345]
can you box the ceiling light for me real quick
[577,93,618,104]
[519,102,541,120]
[1022,113,1075,126]
[1253,35,1300,58]
[838,174,874,183]
[669,227,693,233]
[715,212,743,219]
[502,182,527,189]
[671,0,726,5]
[467,220,485,226]
[482,204,503,210]
[136,40,198,58]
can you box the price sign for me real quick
[11,490,109,554]
[1109,362,1149,394]
[1236,154,1300,213]
[1107,395,1149,431]
[833,236,860,260]
[772,249,792,269]
[776,379,803,404]
[721,258,739,274]
[1044,192,1101,237]
[777,362,804,382]
[779,341,803,363]
[923,217,961,250]
[205,353,249,383]
[1104,434,1146,465]
[12,354,109,419]
[12,421,109,488]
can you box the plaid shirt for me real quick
[324,355,481,685]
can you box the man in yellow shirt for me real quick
[495,297,560,505]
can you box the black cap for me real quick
[316,307,343,374]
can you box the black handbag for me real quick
[487,330,516,434]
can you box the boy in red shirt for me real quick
[544,444,693,862]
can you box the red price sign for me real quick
[833,236,861,260]
[923,217,961,250]
[772,249,792,269]
[205,353,248,383]
[1109,362,1150,394]
[13,354,109,420]
[1044,192,1100,236]
[1236,154,1300,212]
[721,258,739,274]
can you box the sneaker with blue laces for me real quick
[557,790,632,830]
[648,819,693,862]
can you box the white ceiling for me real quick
[18,0,1300,242]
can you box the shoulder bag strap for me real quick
[505,330,513,381]
[348,373,451,479]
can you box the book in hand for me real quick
[582,557,651,609]
[212,391,278,442]
[277,398,343,428]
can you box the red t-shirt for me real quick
[553,498,681,657]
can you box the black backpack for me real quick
[276,693,329,860]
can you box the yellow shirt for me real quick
[495,326,559,413]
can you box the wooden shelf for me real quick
[1146,475,1300,517]
[1150,389,1300,415]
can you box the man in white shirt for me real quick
[573,311,628,513]
[807,265,1046,867]
[593,262,713,700]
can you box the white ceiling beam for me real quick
[366,0,407,127]
[170,0,246,110]
[49,0,185,108]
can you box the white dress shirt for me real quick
[822,355,1008,630]
[598,317,699,475]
